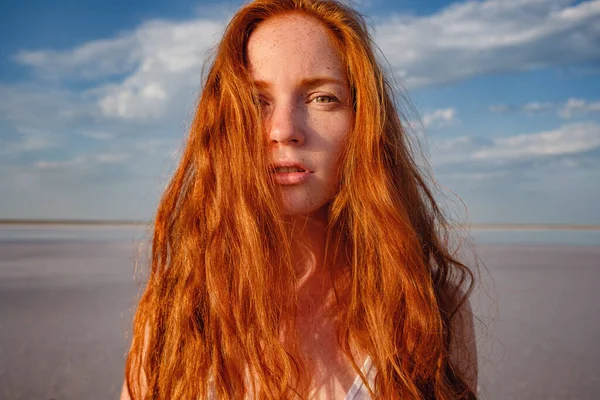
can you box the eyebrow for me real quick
[252,76,346,90]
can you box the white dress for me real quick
[344,356,377,400]
[207,356,377,399]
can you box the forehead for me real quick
[246,14,346,82]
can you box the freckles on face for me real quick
[246,14,353,217]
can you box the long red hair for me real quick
[125,0,476,398]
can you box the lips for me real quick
[271,161,311,185]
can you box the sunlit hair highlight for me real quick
[125,0,476,399]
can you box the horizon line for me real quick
[1,219,600,231]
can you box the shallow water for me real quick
[471,229,600,246]
[0,224,149,243]
[2,224,599,246]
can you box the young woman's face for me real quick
[247,14,353,217]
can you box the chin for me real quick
[279,193,328,218]
[280,202,322,217]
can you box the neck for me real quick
[286,208,327,279]
[285,207,342,311]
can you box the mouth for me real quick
[271,163,311,185]
[271,166,306,173]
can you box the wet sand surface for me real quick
[0,241,141,400]
[0,240,599,399]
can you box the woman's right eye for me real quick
[255,97,270,108]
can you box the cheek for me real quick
[309,112,352,160]
[325,118,351,175]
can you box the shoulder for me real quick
[120,382,132,400]
[448,292,478,393]
[121,321,151,400]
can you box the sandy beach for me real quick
[0,234,599,399]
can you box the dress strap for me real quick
[344,356,375,400]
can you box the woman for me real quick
[122,0,477,399]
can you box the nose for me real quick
[267,103,305,147]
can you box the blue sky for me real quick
[1,0,600,223]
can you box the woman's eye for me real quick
[313,95,337,104]
[256,97,269,107]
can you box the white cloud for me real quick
[489,104,510,113]
[93,19,224,119]
[375,0,600,87]
[559,97,600,118]
[422,108,457,128]
[431,122,600,166]
[0,84,100,136]
[490,97,600,118]
[10,0,600,124]
[560,157,579,168]
[98,81,168,119]
[14,35,140,80]
[472,122,600,160]
[489,101,553,115]
[35,153,129,170]
[134,138,180,156]
[442,170,510,181]
[522,102,553,114]
[95,153,130,163]
[35,157,86,170]
[14,18,224,120]
[80,131,116,140]
[0,127,58,156]
[432,135,491,165]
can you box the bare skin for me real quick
[286,214,360,399]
